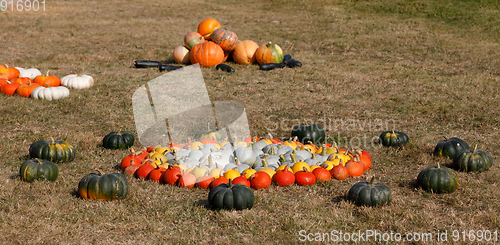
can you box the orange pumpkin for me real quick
[345,161,364,177]
[0,65,20,80]
[232,40,259,64]
[16,82,42,97]
[10,76,31,85]
[190,41,225,67]
[255,42,284,65]
[33,71,61,87]
[0,81,21,95]
[211,28,238,52]
[184,31,205,50]
[197,18,221,40]
[0,73,9,80]
[173,45,191,64]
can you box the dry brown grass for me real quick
[1,0,499,244]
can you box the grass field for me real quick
[1,0,499,244]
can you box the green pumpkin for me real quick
[291,122,326,146]
[193,129,226,142]
[417,163,459,194]
[20,158,58,183]
[102,131,135,149]
[347,177,391,207]
[379,130,409,147]
[208,179,255,210]
[453,146,493,172]
[433,137,469,159]
[29,139,76,163]
[78,169,129,201]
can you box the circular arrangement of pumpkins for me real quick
[0,64,94,100]
[172,18,284,67]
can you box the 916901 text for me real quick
[1,0,45,11]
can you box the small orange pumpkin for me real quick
[1,81,21,95]
[255,42,284,65]
[211,28,238,52]
[0,65,20,80]
[232,40,259,64]
[197,18,221,40]
[33,71,61,87]
[16,81,42,97]
[190,41,225,67]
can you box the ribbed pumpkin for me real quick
[0,65,20,80]
[433,137,469,159]
[417,163,459,194]
[78,170,129,201]
[184,31,205,50]
[102,131,135,149]
[208,179,255,210]
[190,41,225,67]
[20,158,59,183]
[211,28,238,52]
[33,71,61,87]
[453,146,493,172]
[255,42,284,65]
[379,130,409,147]
[16,81,42,97]
[197,18,221,40]
[29,139,76,163]
[348,177,392,207]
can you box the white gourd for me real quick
[31,86,70,101]
[15,67,42,80]
[61,74,94,89]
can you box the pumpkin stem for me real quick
[290,150,298,163]
[234,157,241,166]
[368,176,375,186]
[94,169,105,176]
[443,136,448,141]
[473,145,477,154]
[46,70,50,76]
[228,178,233,188]
[261,158,269,167]
[35,158,43,164]
[437,162,441,168]
[279,154,287,163]
[208,155,215,168]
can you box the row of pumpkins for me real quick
[0,64,94,100]
[172,18,284,67]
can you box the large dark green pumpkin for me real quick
[20,158,58,183]
[208,179,255,210]
[78,170,129,201]
[417,163,459,194]
[453,147,493,172]
[29,139,76,163]
[379,130,409,147]
[347,177,391,207]
[102,131,135,149]
[433,137,469,159]
[291,122,325,146]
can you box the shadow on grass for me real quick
[331,195,348,203]
[195,199,211,209]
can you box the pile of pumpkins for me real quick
[172,18,284,67]
[119,134,373,190]
[0,64,94,100]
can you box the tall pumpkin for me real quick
[190,41,225,67]
[211,28,238,52]
[232,40,259,64]
[255,42,284,65]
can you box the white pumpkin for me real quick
[31,86,70,101]
[61,74,94,89]
[15,67,42,80]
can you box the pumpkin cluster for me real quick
[119,134,373,191]
[0,64,94,100]
[172,18,285,68]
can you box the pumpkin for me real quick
[232,175,251,188]
[295,167,316,186]
[33,71,61,87]
[417,162,459,193]
[379,130,409,147]
[233,147,257,167]
[121,148,146,170]
[273,166,295,187]
[345,160,364,177]
[173,45,191,64]
[348,177,392,207]
[29,139,76,163]
[147,166,167,183]
[291,122,326,146]
[15,67,42,79]
[0,81,21,95]
[0,65,20,80]
[161,165,183,185]
[223,168,240,180]
[134,160,157,179]
[197,18,221,40]
[177,172,197,188]
[184,31,205,50]
[249,172,272,189]
[193,129,226,142]
[312,167,331,182]
[78,169,128,201]
[453,146,493,172]
[196,175,215,189]
[10,76,31,85]
[190,41,225,67]
[210,175,230,189]
[331,163,349,180]
[20,158,58,183]
[16,82,42,97]
[31,85,70,100]
[60,74,94,89]
[102,131,135,149]
[255,42,284,65]
[211,28,238,52]
[208,179,255,210]
[433,136,469,159]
